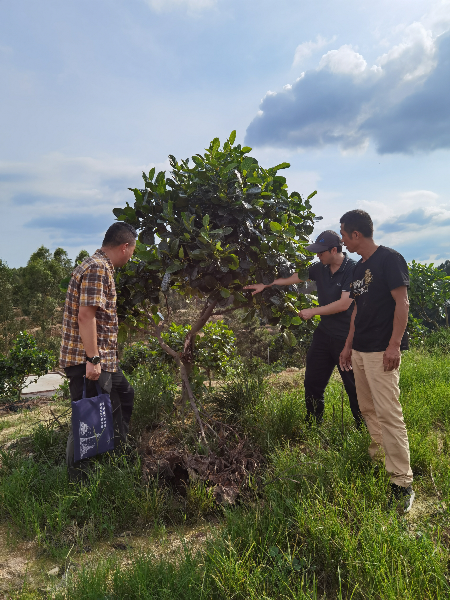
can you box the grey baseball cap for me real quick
[306,230,342,253]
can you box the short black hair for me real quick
[340,210,373,238]
[102,222,137,247]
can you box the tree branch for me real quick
[149,316,209,449]
[183,299,218,356]
[212,300,254,317]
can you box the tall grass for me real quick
[6,349,450,598]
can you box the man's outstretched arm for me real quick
[244,273,303,295]
[299,291,353,320]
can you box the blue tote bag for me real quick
[72,377,115,462]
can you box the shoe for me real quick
[389,483,415,513]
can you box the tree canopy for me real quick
[112,132,319,443]
[114,132,319,337]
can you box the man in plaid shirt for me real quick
[60,222,137,481]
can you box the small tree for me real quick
[408,260,450,329]
[114,132,318,442]
[0,260,21,355]
[13,246,73,336]
[0,332,55,402]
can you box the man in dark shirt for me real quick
[339,210,414,513]
[245,230,362,427]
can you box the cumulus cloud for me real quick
[246,18,450,155]
[293,35,336,67]
[319,45,367,75]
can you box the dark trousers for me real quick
[304,328,362,427]
[65,364,134,480]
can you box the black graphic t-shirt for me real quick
[350,246,409,352]
[308,254,356,340]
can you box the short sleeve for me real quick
[79,264,108,308]
[308,262,320,281]
[341,263,355,292]
[385,252,409,291]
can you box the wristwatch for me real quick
[86,355,101,365]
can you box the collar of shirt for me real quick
[326,253,348,277]
[93,249,115,274]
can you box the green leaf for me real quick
[229,130,236,145]
[307,191,317,200]
[242,308,255,323]
[241,146,252,153]
[269,222,283,232]
[282,330,296,347]
[148,167,155,180]
[203,214,210,227]
[223,162,238,172]
[220,288,231,298]
[211,137,220,155]
[291,316,302,325]
[118,324,128,344]
[273,162,290,171]
[234,292,247,303]
[224,254,239,270]
[165,261,183,273]
[179,246,184,259]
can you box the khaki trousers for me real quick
[352,350,413,487]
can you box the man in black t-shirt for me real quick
[245,230,362,427]
[339,210,414,514]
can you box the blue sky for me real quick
[1,0,450,267]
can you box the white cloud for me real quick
[143,0,216,12]
[0,153,170,265]
[319,45,367,75]
[293,35,336,67]
[377,22,437,82]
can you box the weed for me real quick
[186,481,216,520]
[129,366,176,435]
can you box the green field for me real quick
[3,348,450,599]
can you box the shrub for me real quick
[129,366,177,434]
[423,326,450,353]
[0,331,55,401]
[120,341,155,375]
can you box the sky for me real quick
[1,0,450,267]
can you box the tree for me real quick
[0,260,21,355]
[0,332,55,402]
[13,246,73,335]
[113,132,318,443]
[408,260,450,329]
[75,250,90,265]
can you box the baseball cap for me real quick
[306,230,342,253]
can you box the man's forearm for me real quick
[270,273,303,287]
[309,297,353,317]
[389,301,408,348]
[78,310,99,357]
[344,305,357,348]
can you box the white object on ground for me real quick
[22,372,65,397]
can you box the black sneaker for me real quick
[389,483,415,513]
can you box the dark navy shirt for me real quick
[308,254,356,340]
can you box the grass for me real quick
[3,349,450,598]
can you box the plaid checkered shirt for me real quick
[60,249,119,372]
